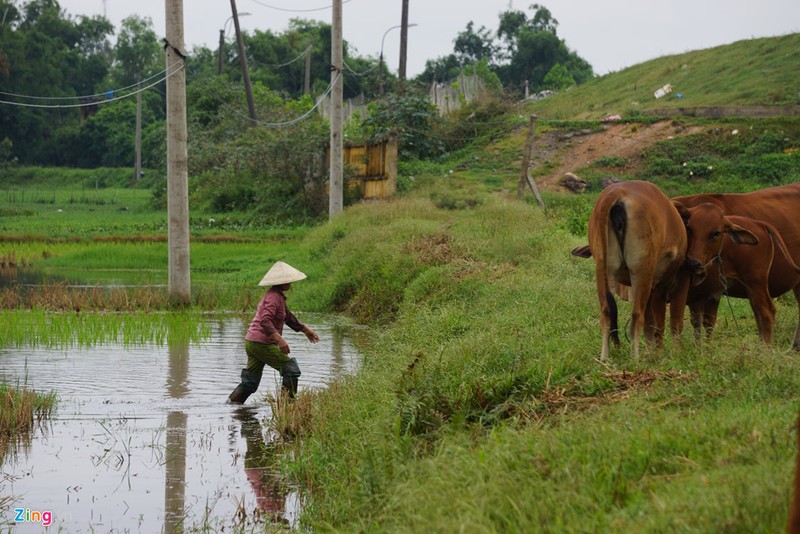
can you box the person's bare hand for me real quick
[276,336,290,354]
[303,327,320,344]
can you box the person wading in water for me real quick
[228,261,319,404]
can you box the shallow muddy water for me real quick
[0,315,365,532]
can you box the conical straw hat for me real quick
[258,261,307,286]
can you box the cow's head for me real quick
[673,201,759,284]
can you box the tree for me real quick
[109,15,161,86]
[107,15,162,181]
[416,54,460,84]
[542,62,574,90]
[495,3,592,93]
[362,91,444,160]
[0,0,114,164]
[454,22,496,65]
[415,4,592,96]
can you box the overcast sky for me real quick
[56,0,800,78]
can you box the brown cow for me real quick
[577,180,688,359]
[674,202,800,345]
[673,183,800,349]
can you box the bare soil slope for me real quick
[533,121,704,191]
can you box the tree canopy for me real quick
[417,3,593,94]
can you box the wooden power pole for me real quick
[517,115,545,209]
[329,0,343,218]
[399,0,409,88]
[165,0,191,305]
[230,0,256,126]
[217,29,225,75]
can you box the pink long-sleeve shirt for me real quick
[245,288,304,345]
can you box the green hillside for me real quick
[525,33,800,120]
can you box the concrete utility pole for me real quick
[329,0,343,218]
[399,0,409,88]
[133,81,142,186]
[230,0,256,125]
[304,41,312,95]
[165,0,191,305]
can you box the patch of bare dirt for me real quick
[532,120,705,192]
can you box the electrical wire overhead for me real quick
[249,0,352,13]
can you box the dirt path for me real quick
[533,120,705,191]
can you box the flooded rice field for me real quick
[0,315,365,532]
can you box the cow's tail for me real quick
[764,222,800,274]
[606,290,620,345]
[610,200,627,258]
[606,199,627,345]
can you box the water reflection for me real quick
[0,315,363,532]
[165,340,188,533]
[233,408,291,526]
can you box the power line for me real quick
[0,64,178,102]
[249,0,353,13]
[343,59,379,77]
[248,45,309,69]
[0,64,184,109]
[202,71,340,128]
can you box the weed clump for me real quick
[0,382,56,464]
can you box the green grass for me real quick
[526,33,800,120]
[281,186,800,532]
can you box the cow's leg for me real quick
[597,275,618,361]
[690,301,705,343]
[747,287,776,345]
[792,285,800,351]
[645,290,668,348]
[599,290,612,361]
[703,296,721,339]
[668,271,690,349]
[629,278,651,358]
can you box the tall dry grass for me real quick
[0,383,56,464]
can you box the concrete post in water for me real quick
[329,0,344,217]
[165,0,191,305]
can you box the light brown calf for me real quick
[673,202,800,346]
[673,183,800,349]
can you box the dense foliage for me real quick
[417,4,593,95]
[0,0,389,170]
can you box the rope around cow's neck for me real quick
[716,255,741,331]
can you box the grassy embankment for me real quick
[277,36,800,531]
[1,33,800,530]
[285,175,800,532]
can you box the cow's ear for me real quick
[725,222,759,245]
[571,245,592,258]
[672,200,690,224]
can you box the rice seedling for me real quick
[0,309,212,348]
